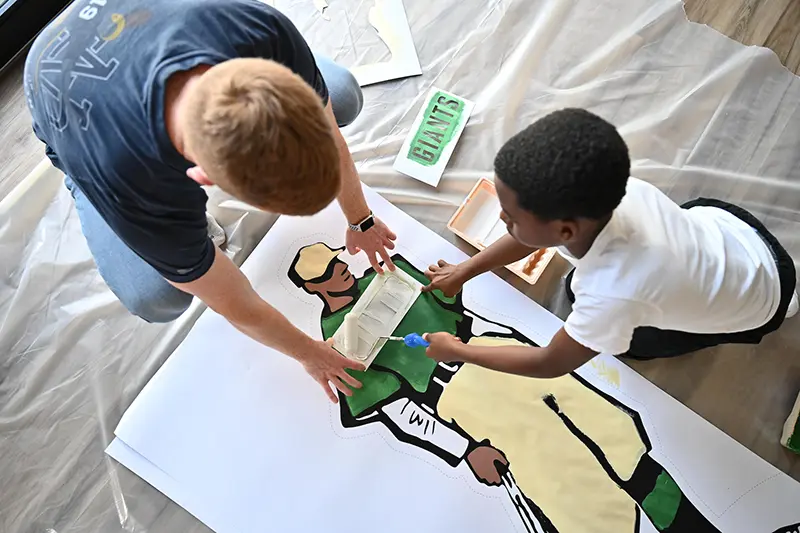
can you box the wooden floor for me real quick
[0,58,44,200]
[686,0,800,73]
[0,0,798,485]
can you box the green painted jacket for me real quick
[320,260,463,417]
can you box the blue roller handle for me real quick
[403,333,430,348]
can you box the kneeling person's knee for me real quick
[328,68,363,127]
[313,55,363,127]
[123,285,192,323]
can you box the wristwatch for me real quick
[348,211,376,232]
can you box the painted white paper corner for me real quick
[393,88,475,187]
[350,0,422,86]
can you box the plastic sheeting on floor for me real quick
[1,0,799,531]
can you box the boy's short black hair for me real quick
[493,108,630,220]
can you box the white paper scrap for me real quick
[350,0,422,86]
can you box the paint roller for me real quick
[343,313,361,359]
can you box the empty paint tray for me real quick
[447,177,555,285]
[331,268,423,368]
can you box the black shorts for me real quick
[564,198,797,359]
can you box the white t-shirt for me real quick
[561,178,782,355]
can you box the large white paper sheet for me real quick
[108,186,800,533]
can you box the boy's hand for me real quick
[423,333,465,363]
[423,260,467,297]
[346,217,397,274]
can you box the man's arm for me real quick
[425,328,597,379]
[323,102,397,273]
[424,234,536,297]
[324,101,368,230]
[170,246,364,402]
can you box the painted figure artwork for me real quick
[288,242,722,533]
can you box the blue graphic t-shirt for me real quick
[24,0,328,282]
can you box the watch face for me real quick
[361,216,376,232]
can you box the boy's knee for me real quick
[123,286,192,323]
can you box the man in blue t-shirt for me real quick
[24,0,397,401]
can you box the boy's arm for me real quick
[460,234,538,277]
[425,328,597,379]
[424,234,536,296]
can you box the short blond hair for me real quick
[183,58,340,215]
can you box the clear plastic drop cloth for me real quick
[1,0,799,531]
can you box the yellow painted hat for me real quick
[293,243,346,281]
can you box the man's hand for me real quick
[298,340,366,403]
[170,248,369,402]
[423,260,467,297]
[323,100,398,275]
[346,217,397,274]
[466,445,509,486]
[423,332,465,363]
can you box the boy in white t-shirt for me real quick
[422,108,797,376]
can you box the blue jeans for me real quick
[67,57,363,323]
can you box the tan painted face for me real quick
[306,261,356,295]
[304,261,359,314]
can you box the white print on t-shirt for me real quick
[79,0,109,21]
[33,29,120,131]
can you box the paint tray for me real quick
[331,268,423,368]
[447,178,555,285]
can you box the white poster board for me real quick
[108,186,800,533]
[349,0,423,86]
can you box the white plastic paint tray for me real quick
[331,268,424,368]
[447,177,555,285]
